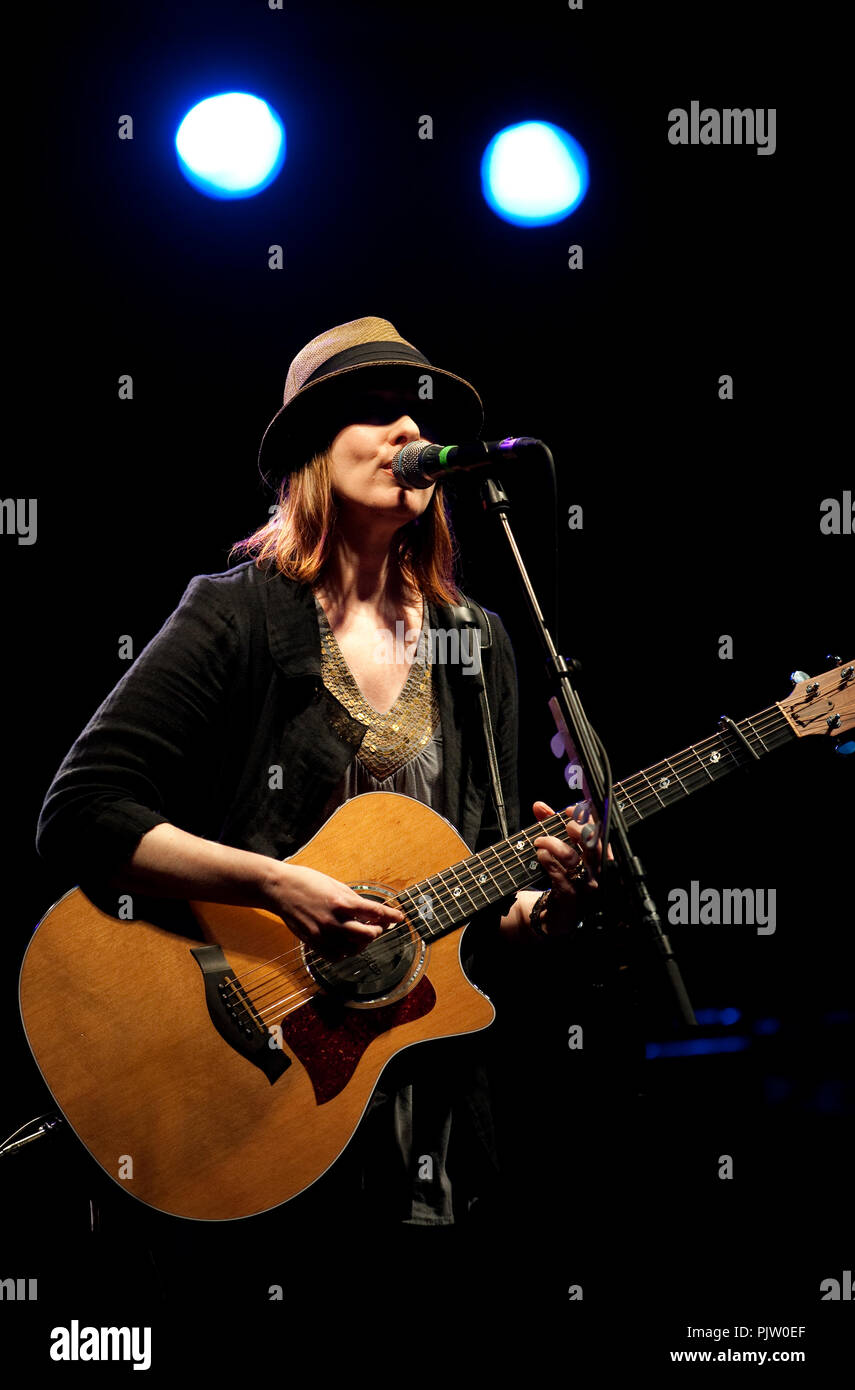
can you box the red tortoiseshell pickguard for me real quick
[278,975,436,1104]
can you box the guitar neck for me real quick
[397,700,797,941]
[612,700,796,826]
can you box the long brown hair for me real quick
[229,447,463,605]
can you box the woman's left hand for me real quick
[531,799,614,934]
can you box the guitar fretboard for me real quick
[611,702,795,825]
[397,702,796,940]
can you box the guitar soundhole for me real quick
[304,888,426,1007]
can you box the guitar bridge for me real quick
[191,944,291,1085]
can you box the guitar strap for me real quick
[444,596,509,841]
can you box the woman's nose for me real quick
[388,414,422,442]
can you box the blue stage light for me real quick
[695,1007,742,1026]
[646,1037,750,1059]
[175,92,285,200]
[481,121,589,226]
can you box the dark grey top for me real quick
[314,592,453,1223]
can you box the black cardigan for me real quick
[37,559,521,884]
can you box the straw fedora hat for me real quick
[257,315,484,487]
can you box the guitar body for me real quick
[19,793,495,1222]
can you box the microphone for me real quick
[391,437,542,489]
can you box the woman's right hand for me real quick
[261,862,406,958]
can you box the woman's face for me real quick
[326,387,439,525]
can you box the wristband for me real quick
[528,889,587,940]
[527,889,552,938]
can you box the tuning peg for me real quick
[790,670,810,686]
[833,738,855,757]
[826,654,842,666]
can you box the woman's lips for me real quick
[379,462,409,485]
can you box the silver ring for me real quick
[568,851,587,881]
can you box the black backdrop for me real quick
[3,0,850,1374]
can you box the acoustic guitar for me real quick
[19,661,853,1220]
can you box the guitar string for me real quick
[224,807,576,1022]
[232,696,794,1008]
[220,704,797,1026]
[232,805,600,1024]
[221,704,794,1014]
[231,699,791,994]
[229,684,845,1027]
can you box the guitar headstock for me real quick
[779,660,855,739]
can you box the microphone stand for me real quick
[479,474,697,1026]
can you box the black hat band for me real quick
[302,340,431,387]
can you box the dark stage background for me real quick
[3,0,850,1374]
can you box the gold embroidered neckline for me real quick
[314,594,441,779]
